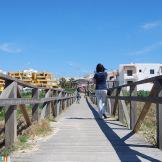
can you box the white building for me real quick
[118,63,162,91]
[0,69,7,74]
[23,68,38,78]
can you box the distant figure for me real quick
[76,92,81,103]
[77,87,80,93]
[93,63,108,119]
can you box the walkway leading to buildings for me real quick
[12,96,162,162]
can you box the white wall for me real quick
[118,63,162,91]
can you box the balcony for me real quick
[124,73,137,80]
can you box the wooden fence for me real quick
[88,75,162,150]
[0,73,76,148]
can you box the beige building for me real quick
[8,69,59,88]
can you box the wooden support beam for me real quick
[17,86,31,126]
[32,88,39,122]
[157,88,162,150]
[133,80,161,133]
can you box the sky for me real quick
[0,0,162,78]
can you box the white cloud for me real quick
[129,41,162,56]
[141,21,161,30]
[0,43,22,53]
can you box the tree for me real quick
[59,77,67,88]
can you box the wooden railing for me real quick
[88,75,162,150]
[0,73,76,148]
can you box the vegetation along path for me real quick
[12,96,162,162]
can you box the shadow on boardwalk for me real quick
[86,98,161,162]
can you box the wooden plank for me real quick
[133,80,162,133]
[0,96,75,107]
[17,86,31,126]
[32,88,39,122]
[108,96,162,104]
[130,85,137,130]
[4,81,17,148]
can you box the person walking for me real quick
[93,63,108,119]
[76,92,81,103]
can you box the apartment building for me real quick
[118,63,162,91]
[8,69,59,88]
[0,69,7,92]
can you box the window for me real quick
[139,69,142,73]
[127,70,133,76]
[150,69,154,74]
[127,81,133,84]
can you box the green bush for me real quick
[137,90,150,97]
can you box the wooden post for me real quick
[118,98,124,124]
[107,98,112,115]
[59,92,63,113]
[17,86,31,126]
[45,89,52,118]
[130,85,137,130]
[64,93,68,109]
[67,94,70,107]
[157,89,162,150]
[70,94,72,105]
[3,81,17,148]
[118,90,130,127]
[40,89,52,119]
[56,91,62,115]
[32,88,39,122]
[52,100,58,117]
[62,92,65,110]
[112,88,121,116]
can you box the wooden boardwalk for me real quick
[12,96,162,162]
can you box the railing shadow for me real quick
[86,98,161,162]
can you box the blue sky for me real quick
[0,0,162,78]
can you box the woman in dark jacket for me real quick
[93,63,108,119]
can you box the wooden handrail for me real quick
[88,75,162,150]
[0,74,76,148]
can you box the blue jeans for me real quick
[95,90,107,118]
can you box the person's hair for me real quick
[96,63,105,72]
